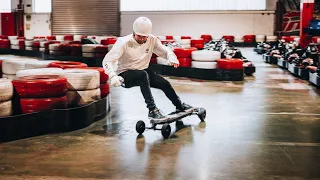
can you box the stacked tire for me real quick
[191,50,221,69]
[0,79,13,117]
[95,46,109,58]
[49,44,61,55]
[255,35,266,43]
[234,36,244,43]
[82,44,101,58]
[222,36,234,42]
[201,35,212,43]
[76,67,110,99]
[12,75,68,114]
[2,59,36,79]
[64,69,101,107]
[0,39,10,49]
[217,59,243,70]
[48,61,87,69]
[173,47,197,67]
[175,39,191,48]
[191,39,205,49]
[243,35,255,43]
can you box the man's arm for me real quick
[153,38,179,67]
[102,38,124,79]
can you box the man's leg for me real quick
[119,70,156,110]
[145,68,190,111]
[119,70,165,119]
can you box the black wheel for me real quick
[197,108,206,122]
[161,123,171,139]
[136,121,145,134]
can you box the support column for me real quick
[300,0,314,48]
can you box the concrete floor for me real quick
[1,48,320,180]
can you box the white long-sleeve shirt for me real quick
[102,34,178,78]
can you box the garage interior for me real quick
[0,0,320,179]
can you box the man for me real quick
[102,16,192,120]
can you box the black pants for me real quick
[119,67,182,111]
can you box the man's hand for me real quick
[168,58,179,68]
[110,75,124,87]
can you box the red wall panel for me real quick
[1,13,16,36]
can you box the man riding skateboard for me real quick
[102,16,192,120]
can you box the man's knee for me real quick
[137,70,149,84]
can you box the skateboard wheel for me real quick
[161,123,171,139]
[136,121,145,134]
[197,108,206,121]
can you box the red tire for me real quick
[178,58,192,67]
[166,36,174,40]
[244,35,255,39]
[101,38,117,45]
[68,41,81,44]
[181,36,191,39]
[0,35,8,39]
[12,75,68,98]
[47,36,56,40]
[161,40,175,44]
[20,96,68,114]
[100,83,110,98]
[75,67,109,83]
[244,38,255,43]
[191,39,204,44]
[70,44,82,52]
[173,47,197,58]
[33,41,40,48]
[191,43,204,49]
[152,53,158,58]
[95,46,108,53]
[217,59,243,70]
[48,61,88,69]
[64,35,74,41]
[150,58,157,64]
[18,40,25,46]
[222,35,234,39]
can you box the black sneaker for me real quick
[176,102,193,112]
[148,108,166,120]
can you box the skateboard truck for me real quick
[135,107,206,139]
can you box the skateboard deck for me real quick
[149,108,196,125]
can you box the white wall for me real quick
[121,0,278,37]
[121,11,275,37]
[24,13,51,38]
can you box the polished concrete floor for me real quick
[1,48,320,180]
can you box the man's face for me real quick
[133,33,148,44]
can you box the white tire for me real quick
[49,44,60,51]
[294,37,300,42]
[10,40,19,45]
[87,36,96,39]
[83,52,95,58]
[2,74,16,80]
[192,50,221,62]
[256,35,266,39]
[256,38,265,43]
[26,47,33,51]
[64,69,100,90]
[234,36,243,40]
[2,59,29,75]
[8,36,18,40]
[176,39,191,45]
[82,44,100,53]
[266,36,278,41]
[0,79,13,101]
[49,50,61,55]
[181,44,191,48]
[16,68,64,78]
[234,39,244,43]
[39,48,45,52]
[74,35,83,41]
[67,88,101,106]
[0,100,13,117]
[156,57,168,65]
[10,45,19,50]
[40,41,47,48]
[24,61,56,69]
[191,61,217,69]
[25,40,34,47]
[56,35,64,41]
